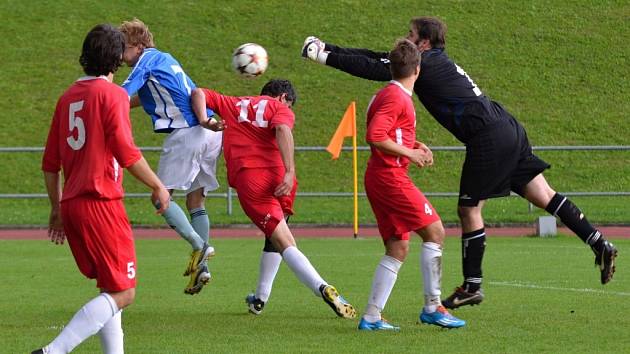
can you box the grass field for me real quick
[1,0,629,226]
[2,236,628,353]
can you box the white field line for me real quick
[489,281,630,297]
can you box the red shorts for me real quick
[232,168,297,237]
[61,198,136,291]
[365,168,440,241]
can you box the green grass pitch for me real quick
[2,236,628,353]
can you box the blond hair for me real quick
[119,18,154,48]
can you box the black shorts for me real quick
[458,116,550,207]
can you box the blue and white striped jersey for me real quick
[122,48,214,133]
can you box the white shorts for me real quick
[157,125,223,195]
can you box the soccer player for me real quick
[33,24,170,354]
[301,16,618,309]
[357,39,464,331]
[190,79,356,319]
[120,18,223,295]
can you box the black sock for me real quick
[545,193,602,247]
[263,237,279,253]
[462,228,486,292]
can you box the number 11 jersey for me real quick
[200,89,295,184]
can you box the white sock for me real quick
[363,255,402,323]
[421,242,443,313]
[281,246,326,297]
[98,310,124,354]
[256,251,282,302]
[47,293,119,354]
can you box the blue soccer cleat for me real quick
[419,306,466,328]
[245,293,265,315]
[358,317,400,331]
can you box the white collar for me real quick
[76,75,109,82]
[389,80,413,97]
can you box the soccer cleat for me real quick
[184,263,211,295]
[419,306,466,328]
[301,36,327,64]
[31,349,47,354]
[319,284,356,319]
[245,293,265,315]
[594,240,618,284]
[442,287,484,309]
[183,244,215,276]
[358,317,400,331]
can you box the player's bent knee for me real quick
[106,288,136,309]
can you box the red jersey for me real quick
[201,89,294,181]
[42,77,142,202]
[365,81,417,169]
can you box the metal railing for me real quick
[2,146,629,215]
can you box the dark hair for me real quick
[410,17,446,48]
[79,24,125,76]
[260,79,297,106]
[388,39,421,80]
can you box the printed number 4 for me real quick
[67,101,86,150]
[424,203,433,216]
[127,262,136,279]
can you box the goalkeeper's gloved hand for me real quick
[301,36,328,64]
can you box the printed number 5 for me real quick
[67,101,86,150]
[127,262,136,279]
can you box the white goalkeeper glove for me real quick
[301,36,328,64]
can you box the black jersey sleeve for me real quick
[323,43,392,82]
[325,43,389,59]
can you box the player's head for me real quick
[260,79,298,108]
[79,24,125,77]
[119,18,155,66]
[388,39,421,80]
[408,17,446,50]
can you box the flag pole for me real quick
[351,102,359,239]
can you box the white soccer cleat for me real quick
[301,36,328,64]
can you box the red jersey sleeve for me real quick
[202,88,232,119]
[268,103,295,130]
[104,89,142,168]
[42,103,62,173]
[366,92,400,143]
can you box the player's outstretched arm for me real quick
[191,88,224,131]
[126,157,170,214]
[325,42,390,60]
[301,36,392,82]
[43,171,65,245]
[274,124,295,197]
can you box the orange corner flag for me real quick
[326,101,356,159]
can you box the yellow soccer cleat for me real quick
[183,244,215,276]
[184,263,211,295]
[320,284,356,319]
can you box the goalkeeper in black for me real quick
[301,16,617,309]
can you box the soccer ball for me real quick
[232,43,268,78]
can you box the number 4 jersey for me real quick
[42,76,142,202]
[199,89,294,185]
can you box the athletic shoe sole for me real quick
[321,285,356,319]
